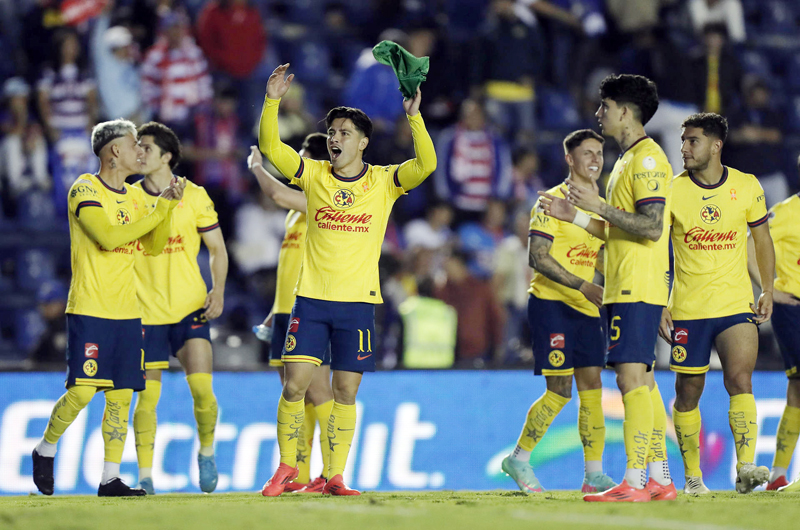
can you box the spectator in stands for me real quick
[0,78,49,217]
[404,201,455,250]
[690,23,743,117]
[605,0,668,35]
[471,0,544,146]
[436,249,505,368]
[435,99,513,224]
[275,83,316,151]
[688,0,746,43]
[29,280,67,366]
[21,0,64,81]
[141,10,213,137]
[511,147,543,214]
[458,199,508,280]
[129,0,177,51]
[728,76,789,207]
[90,6,146,122]
[399,276,458,369]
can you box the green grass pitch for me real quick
[2,491,800,530]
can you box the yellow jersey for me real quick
[669,167,767,319]
[768,193,800,299]
[604,136,673,306]
[132,179,219,325]
[66,174,158,319]
[273,210,306,314]
[528,186,604,317]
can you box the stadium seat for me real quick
[787,53,800,93]
[740,50,772,79]
[15,247,57,292]
[538,88,581,130]
[16,190,57,230]
[14,308,45,352]
[786,96,800,133]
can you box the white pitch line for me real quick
[512,511,755,530]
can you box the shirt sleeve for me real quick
[630,150,669,209]
[528,200,558,243]
[746,177,769,227]
[258,97,304,185]
[68,178,103,217]
[394,113,437,192]
[195,186,220,232]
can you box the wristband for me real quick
[573,210,591,229]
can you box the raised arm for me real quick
[395,88,437,191]
[528,234,603,307]
[247,146,306,213]
[258,64,303,180]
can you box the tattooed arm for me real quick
[597,201,665,242]
[528,235,603,307]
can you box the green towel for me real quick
[372,40,429,99]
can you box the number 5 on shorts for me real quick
[610,316,621,341]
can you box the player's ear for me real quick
[564,153,573,168]
[162,151,173,166]
[359,136,369,152]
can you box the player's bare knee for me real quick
[282,377,310,402]
[545,376,572,399]
[723,372,752,396]
[787,377,800,407]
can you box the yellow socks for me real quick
[512,390,570,462]
[647,383,671,485]
[578,389,605,467]
[277,395,305,466]
[43,386,96,445]
[134,379,162,471]
[622,385,653,489]
[673,406,702,478]
[773,405,800,473]
[296,402,316,483]
[729,393,758,470]
[187,373,218,453]
[315,400,334,478]
[102,389,133,464]
[327,402,357,478]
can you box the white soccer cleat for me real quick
[735,463,769,494]
[684,476,710,495]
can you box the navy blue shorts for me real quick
[606,303,663,370]
[142,308,211,370]
[669,313,755,374]
[768,303,800,377]
[271,312,331,368]
[528,295,605,376]
[282,296,375,372]
[66,314,145,391]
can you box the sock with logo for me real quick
[772,405,800,476]
[41,385,96,450]
[327,402,357,478]
[622,385,652,489]
[187,373,217,452]
[295,402,316,483]
[277,395,305,466]
[512,390,571,462]
[314,400,334,478]
[672,406,703,478]
[133,379,161,471]
[729,393,758,470]
[102,389,133,467]
[578,389,605,467]
[647,383,672,485]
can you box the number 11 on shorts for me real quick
[358,329,372,353]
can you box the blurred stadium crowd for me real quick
[1,0,799,371]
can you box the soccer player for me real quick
[131,122,228,495]
[31,119,184,496]
[502,129,617,494]
[538,74,676,502]
[248,133,335,493]
[658,113,773,495]
[747,156,800,491]
[258,63,436,496]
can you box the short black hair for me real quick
[599,74,660,125]
[137,122,181,169]
[325,106,373,140]
[301,132,328,160]
[681,113,728,142]
[563,129,604,154]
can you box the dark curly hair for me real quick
[137,122,182,170]
[301,132,329,160]
[599,74,660,126]
[681,112,728,142]
[325,106,373,140]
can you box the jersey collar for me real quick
[689,166,728,189]
[96,174,126,194]
[331,162,368,182]
[140,178,162,197]
[619,136,650,158]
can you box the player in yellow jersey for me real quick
[258,63,436,496]
[501,129,617,494]
[129,122,228,495]
[656,113,774,495]
[249,133,335,493]
[31,119,185,497]
[539,74,676,502]
[747,158,800,491]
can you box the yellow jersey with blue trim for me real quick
[669,167,767,320]
[272,210,306,314]
[132,179,219,325]
[604,136,673,306]
[529,186,604,317]
[768,193,800,299]
[66,173,149,319]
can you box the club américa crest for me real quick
[333,189,355,209]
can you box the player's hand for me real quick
[403,87,422,116]
[751,291,773,323]
[773,289,800,306]
[537,187,577,222]
[579,281,603,308]
[658,307,673,343]
[204,289,224,320]
[565,177,602,214]
[266,63,294,100]
[247,146,263,171]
